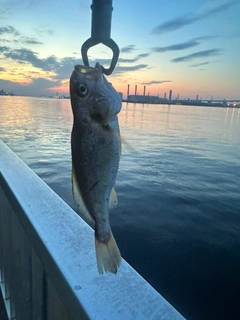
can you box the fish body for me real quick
[70,63,121,274]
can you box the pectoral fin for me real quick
[109,187,118,209]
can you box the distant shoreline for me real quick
[122,99,240,108]
[1,95,239,108]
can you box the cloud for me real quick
[152,39,199,52]
[0,25,20,36]
[195,35,217,40]
[0,26,43,46]
[19,36,43,45]
[118,53,150,64]
[171,49,223,63]
[0,39,11,43]
[0,77,61,96]
[113,51,150,74]
[121,45,136,53]
[151,16,196,35]
[152,36,217,53]
[188,59,221,67]
[87,53,150,76]
[8,37,43,45]
[86,57,113,68]
[202,0,239,17]
[142,80,172,85]
[151,1,239,35]
[189,62,209,67]
[0,67,6,72]
[87,52,148,67]
[53,56,82,80]
[0,8,11,20]
[0,39,148,94]
[118,57,136,63]
[0,45,9,53]
[0,43,150,84]
[34,27,55,36]
[114,64,148,74]
[0,45,81,83]
[94,45,150,68]
[4,48,60,71]
[27,77,60,90]
[137,53,150,59]
[0,62,147,95]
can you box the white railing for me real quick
[0,140,185,320]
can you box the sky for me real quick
[0,0,240,99]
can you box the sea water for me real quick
[1,96,240,320]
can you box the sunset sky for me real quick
[0,0,240,99]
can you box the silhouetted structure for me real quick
[127,84,130,97]
[127,95,167,104]
[123,84,239,107]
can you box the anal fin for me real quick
[72,166,95,227]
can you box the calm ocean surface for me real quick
[1,96,240,319]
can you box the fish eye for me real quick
[77,84,88,97]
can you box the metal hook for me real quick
[81,38,119,76]
[81,0,119,75]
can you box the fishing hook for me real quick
[81,0,119,76]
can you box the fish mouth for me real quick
[74,63,102,80]
[74,65,93,74]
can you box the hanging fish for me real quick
[70,63,121,274]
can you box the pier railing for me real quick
[0,140,185,320]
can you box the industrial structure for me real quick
[123,84,240,107]
[126,84,169,104]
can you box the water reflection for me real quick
[119,102,239,145]
[1,96,238,145]
[0,96,73,206]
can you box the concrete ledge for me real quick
[0,140,185,320]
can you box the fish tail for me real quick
[95,231,121,274]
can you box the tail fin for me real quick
[95,231,121,274]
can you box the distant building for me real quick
[127,95,167,104]
[169,90,172,102]
[118,92,123,100]
[0,89,14,96]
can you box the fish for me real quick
[69,63,122,274]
